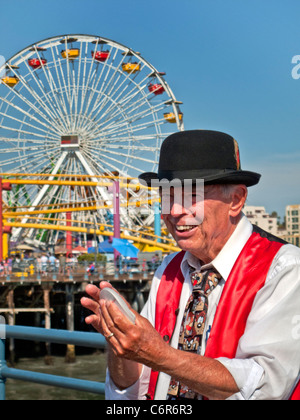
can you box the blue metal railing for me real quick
[0,325,107,400]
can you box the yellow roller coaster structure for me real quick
[1,175,180,255]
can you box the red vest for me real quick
[147,227,300,400]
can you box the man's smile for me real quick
[175,225,198,232]
[174,224,199,238]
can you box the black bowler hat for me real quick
[139,130,261,187]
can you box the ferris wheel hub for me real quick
[61,135,80,151]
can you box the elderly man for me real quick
[81,130,300,400]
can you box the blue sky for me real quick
[1,0,300,219]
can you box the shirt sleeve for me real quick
[105,365,151,400]
[218,245,300,400]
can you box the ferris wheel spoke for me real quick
[0,110,60,140]
[0,123,59,141]
[22,60,67,126]
[0,145,56,154]
[111,71,150,109]
[61,38,74,107]
[78,48,127,128]
[101,73,156,126]
[93,66,131,119]
[99,103,163,138]
[52,45,73,130]
[83,147,146,174]
[72,41,84,127]
[32,45,69,120]
[80,148,123,174]
[86,132,166,147]
[76,42,105,128]
[92,95,166,137]
[96,56,148,112]
[97,113,164,139]
[76,55,112,130]
[48,44,72,127]
[124,95,164,120]
[1,84,63,134]
[18,150,58,168]
[0,95,62,138]
[0,137,59,145]
[93,145,158,165]
[99,143,159,153]
[8,66,63,126]
[89,89,145,133]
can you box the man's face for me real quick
[162,185,233,262]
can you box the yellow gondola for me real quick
[61,49,80,60]
[164,112,183,123]
[1,76,19,88]
[122,62,141,74]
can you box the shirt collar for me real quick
[182,213,253,281]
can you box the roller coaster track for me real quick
[1,175,180,253]
[3,220,179,253]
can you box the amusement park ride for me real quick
[0,34,184,259]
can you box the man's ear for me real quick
[229,185,248,218]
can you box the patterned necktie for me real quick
[167,265,221,400]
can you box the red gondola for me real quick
[92,51,110,62]
[148,83,165,95]
[28,58,47,70]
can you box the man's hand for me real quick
[99,293,169,370]
[81,282,158,390]
[80,282,112,335]
[81,282,169,370]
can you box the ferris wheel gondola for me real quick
[0,34,184,247]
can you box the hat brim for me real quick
[139,169,261,188]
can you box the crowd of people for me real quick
[5,251,163,278]
[34,253,79,276]
[5,253,80,277]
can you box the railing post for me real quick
[0,338,7,400]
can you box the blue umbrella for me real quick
[98,239,114,253]
[88,246,97,254]
[112,238,139,258]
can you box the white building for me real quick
[277,205,300,247]
[244,206,278,236]
[286,204,300,235]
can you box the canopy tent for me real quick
[72,246,88,254]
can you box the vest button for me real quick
[163,335,170,342]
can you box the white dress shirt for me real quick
[106,215,300,400]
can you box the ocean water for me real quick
[5,352,107,400]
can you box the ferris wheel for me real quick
[0,34,184,247]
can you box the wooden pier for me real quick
[0,269,152,362]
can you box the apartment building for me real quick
[243,206,278,236]
[286,204,300,235]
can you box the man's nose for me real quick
[170,200,187,217]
